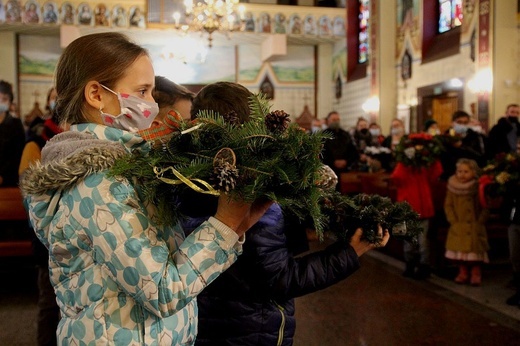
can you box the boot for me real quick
[454,264,469,284]
[506,291,520,306]
[506,273,520,306]
[402,261,416,278]
[470,265,482,286]
[414,264,431,280]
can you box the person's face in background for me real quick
[390,120,404,136]
[0,91,11,116]
[369,123,381,136]
[326,112,341,129]
[356,119,368,132]
[452,115,470,136]
[453,116,470,126]
[47,88,58,112]
[506,105,519,118]
[455,163,475,184]
[427,123,440,135]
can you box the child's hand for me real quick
[349,225,390,257]
[214,195,273,236]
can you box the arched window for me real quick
[438,0,463,34]
[358,0,370,63]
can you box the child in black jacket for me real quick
[183,81,389,345]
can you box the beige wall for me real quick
[493,0,520,121]
[0,32,18,98]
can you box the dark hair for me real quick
[506,103,519,112]
[423,119,437,131]
[356,117,368,125]
[326,111,339,120]
[190,81,252,122]
[0,80,14,103]
[153,76,194,119]
[451,110,470,122]
[55,32,148,125]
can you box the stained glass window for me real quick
[358,0,369,64]
[438,0,463,34]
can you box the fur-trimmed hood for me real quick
[19,123,150,197]
[19,123,150,242]
[19,131,129,196]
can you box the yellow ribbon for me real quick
[153,166,220,196]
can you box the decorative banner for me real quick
[477,0,491,130]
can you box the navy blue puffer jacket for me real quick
[183,203,361,345]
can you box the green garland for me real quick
[110,94,421,243]
[394,133,444,168]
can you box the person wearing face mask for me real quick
[19,90,64,346]
[321,111,359,190]
[440,110,486,181]
[487,103,519,159]
[368,122,385,145]
[350,117,372,171]
[18,32,272,345]
[382,118,406,151]
[423,119,440,136]
[381,118,406,172]
[0,79,25,187]
[25,87,58,145]
[310,117,327,134]
[487,103,520,307]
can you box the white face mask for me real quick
[453,123,468,135]
[0,102,9,114]
[369,128,381,136]
[391,128,403,136]
[100,85,159,132]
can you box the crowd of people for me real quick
[0,30,518,344]
[318,104,519,304]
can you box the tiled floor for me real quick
[292,243,520,346]
[1,246,520,346]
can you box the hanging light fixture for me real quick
[174,0,245,48]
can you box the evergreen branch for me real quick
[109,96,423,244]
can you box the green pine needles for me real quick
[110,94,421,244]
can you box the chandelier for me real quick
[174,0,245,47]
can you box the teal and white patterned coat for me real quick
[19,124,242,345]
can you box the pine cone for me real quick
[212,161,239,194]
[265,110,290,133]
[222,110,241,126]
[316,165,338,190]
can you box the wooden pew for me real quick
[0,187,33,257]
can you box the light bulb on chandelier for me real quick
[173,0,246,47]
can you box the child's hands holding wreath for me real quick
[110,94,422,244]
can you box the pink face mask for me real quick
[100,84,159,132]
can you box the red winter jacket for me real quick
[391,161,443,219]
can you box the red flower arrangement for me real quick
[479,152,520,208]
[394,133,444,168]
